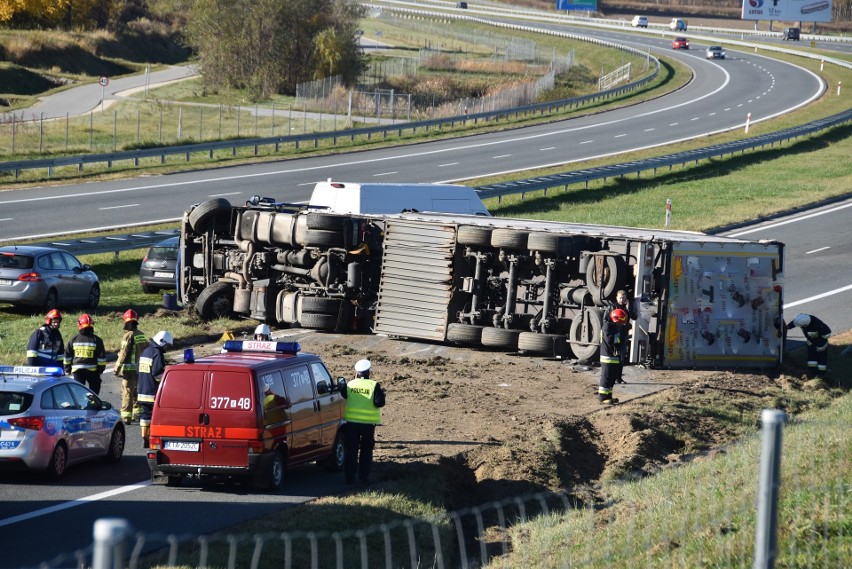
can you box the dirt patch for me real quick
[189,326,849,505]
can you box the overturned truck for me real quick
[178,197,785,369]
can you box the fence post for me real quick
[753,409,785,569]
[92,518,133,569]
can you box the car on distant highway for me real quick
[782,27,800,41]
[671,36,689,50]
[0,246,100,311]
[631,15,648,28]
[139,236,179,293]
[705,46,726,60]
[0,365,124,479]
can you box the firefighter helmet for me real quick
[152,330,174,347]
[77,314,94,329]
[45,309,62,325]
[610,308,628,324]
[254,323,271,340]
[792,313,811,328]
[123,309,138,323]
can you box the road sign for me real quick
[98,76,109,87]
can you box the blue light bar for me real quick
[0,365,64,376]
[222,340,301,354]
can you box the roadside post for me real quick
[92,518,133,569]
[665,198,672,228]
[745,112,751,133]
[753,409,785,569]
[99,76,109,113]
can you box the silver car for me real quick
[0,366,124,478]
[0,245,100,310]
[705,46,726,60]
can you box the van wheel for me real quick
[324,432,345,472]
[189,198,232,234]
[166,475,183,487]
[266,450,286,491]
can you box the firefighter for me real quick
[340,359,386,485]
[64,314,106,394]
[786,313,831,378]
[599,308,629,404]
[254,323,271,341]
[114,309,148,424]
[603,290,636,384]
[27,309,64,366]
[138,330,173,448]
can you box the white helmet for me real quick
[792,313,811,328]
[254,324,271,338]
[354,359,371,373]
[153,330,174,347]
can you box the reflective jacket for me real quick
[600,319,628,365]
[26,325,64,366]
[138,342,166,404]
[343,377,384,425]
[64,328,106,375]
[114,329,147,377]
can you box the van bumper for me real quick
[148,452,268,479]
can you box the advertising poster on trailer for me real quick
[741,0,832,22]
[556,0,598,13]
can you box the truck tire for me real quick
[457,226,492,247]
[569,308,602,363]
[300,296,344,315]
[491,229,528,250]
[195,281,235,320]
[481,327,521,350]
[302,229,344,248]
[446,323,484,344]
[306,213,348,230]
[585,255,628,301]
[518,332,568,356]
[299,312,339,331]
[188,198,232,234]
[528,232,570,256]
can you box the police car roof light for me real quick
[0,365,64,377]
[222,340,301,354]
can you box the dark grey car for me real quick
[139,236,179,293]
[0,246,100,311]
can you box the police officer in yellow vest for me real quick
[341,359,385,485]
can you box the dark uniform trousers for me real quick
[344,422,376,484]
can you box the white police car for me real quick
[0,366,124,479]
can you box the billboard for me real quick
[556,0,598,12]
[741,0,832,22]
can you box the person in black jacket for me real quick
[138,330,173,448]
[787,313,831,378]
[599,309,629,404]
[64,314,106,394]
[27,309,64,366]
[603,289,637,323]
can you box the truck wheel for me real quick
[323,432,346,472]
[195,282,235,320]
[491,229,528,250]
[518,332,568,356]
[481,327,521,350]
[188,198,232,234]
[569,308,602,363]
[457,226,492,247]
[301,296,344,315]
[585,255,627,301]
[302,229,343,248]
[306,213,348,230]
[446,323,483,344]
[299,312,339,331]
[528,232,570,256]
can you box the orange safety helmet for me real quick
[610,308,628,324]
[123,309,138,323]
[77,313,94,329]
[45,309,62,325]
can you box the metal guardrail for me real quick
[17,107,851,257]
[474,108,852,201]
[26,229,179,256]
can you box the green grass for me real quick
[485,393,852,568]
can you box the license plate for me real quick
[0,440,21,450]
[154,272,174,279]
[164,440,199,452]
[0,279,11,286]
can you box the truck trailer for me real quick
[177,196,785,369]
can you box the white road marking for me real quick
[614,134,627,138]
[644,128,655,132]
[493,154,512,159]
[372,171,397,177]
[99,204,138,210]
[728,201,852,237]
[805,246,830,255]
[0,481,151,528]
[784,284,852,309]
[669,122,679,126]
[539,147,556,151]
[209,192,242,197]
[0,218,12,222]
[579,140,593,144]
[438,162,460,167]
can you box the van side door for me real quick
[309,361,343,452]
[281,364,321,462]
